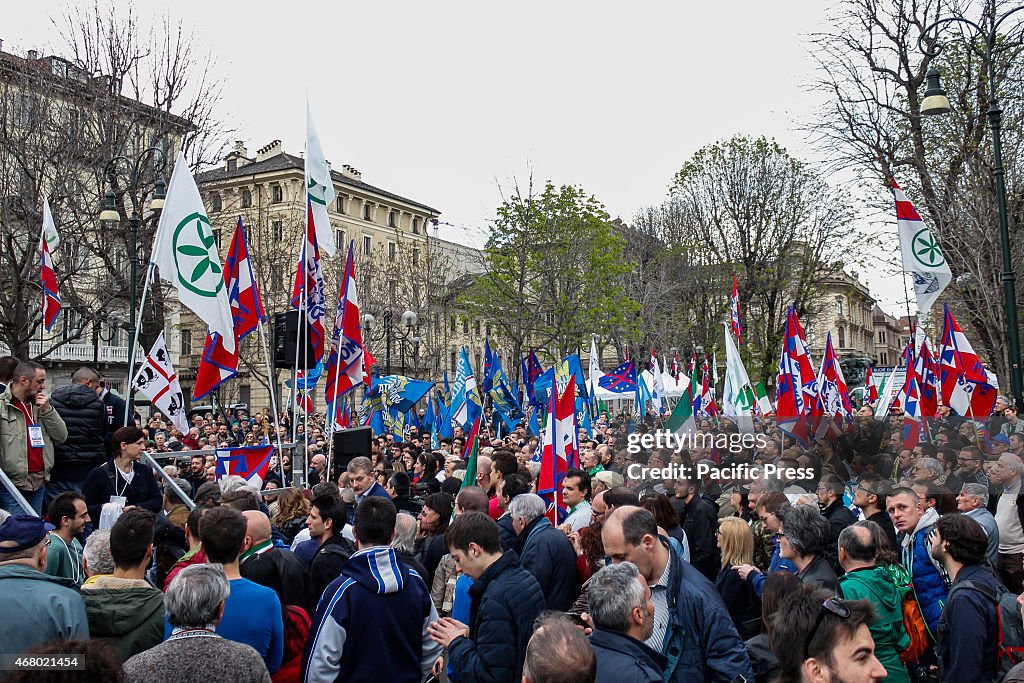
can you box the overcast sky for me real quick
[7,1,911,316]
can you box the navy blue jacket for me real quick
[590,627,666,683]
[448,550,546,683]
[100,390,127,458]
[301,546,441,683]
[517,516,580,611]
[661,536,754,683]
[939,564,1001,683]
[497,512,517,552]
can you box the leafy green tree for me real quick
[463,179,639,374]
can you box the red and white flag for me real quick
[939,303,997,417]
[538,375,578,525]
[730,275,742,343]
[194,218,265,399]
[292,201,327,365]
[325,240,370,432]
[132,333,188,432]
[39,200,60,331]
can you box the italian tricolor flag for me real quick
[666,380,697,436]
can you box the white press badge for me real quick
[28,425,44,448]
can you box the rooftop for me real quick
[196,148,440,215]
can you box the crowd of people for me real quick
[3,354,1024,682]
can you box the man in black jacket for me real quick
[818,473,857,575]
[509,493,580,611]
[48,367,109,507]
[239,509,312,615]
[307,494,354,605]
[428,511,546,683]
[587,561,665,683]
[98,380,127,457]
[671,477,720,581]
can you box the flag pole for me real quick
[325,254,347,479]
[257,318,286,487]
[125,261,157,426]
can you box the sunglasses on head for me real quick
[804,597,852,660]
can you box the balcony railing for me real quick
[0,341,129,364]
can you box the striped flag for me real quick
[291,202,327,365]
[39,200,60,331]
[324,241,369,432]
[194,218,264,399]
[730,275,742,343]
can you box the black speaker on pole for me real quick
[332,426,373,480]
[273,311,318,370]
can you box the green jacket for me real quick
[80,577,165,662]
[838,565,911,683]
[0,385,67,489]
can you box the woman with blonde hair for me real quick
[272,488,310,545]
[715,516,761,639]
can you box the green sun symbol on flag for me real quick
[912,228,945,268]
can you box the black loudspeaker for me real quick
[332,426,373,479]
[273,311,318,369]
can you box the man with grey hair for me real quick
[347,455,390,523]
[988,453,1024,592]
[162,477,192,529]
[587,561,665,683]
[510,493,580,610]
[957,483,999,567]
[523,613,596,683]
[123,563,271,683]
[82,529,114,577]
[913,457,944,483]
[393,512,429,580]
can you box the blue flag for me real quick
[599,360,638,394]
[450,347,482,430]
[482,339,495,394]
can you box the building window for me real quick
[450,316,456,333]
[226,158,237,172]
[18,94,37,128]
[486,324,491,336]
[388,210,396,228]
[238,385,251,406]
[336,229,345,249]
[388,241,396,262]
[412,218,420,234]
[880,352,887,365]
[241,189,252,208]
[181,329,192,356]
[271,185,283,204]
[210,193,222,212]
[450,349,458,371]
[363,203,372,221]
[838,326,846,348]
[272,220,283,242]
[463,318,469,334]
[412,248,420,267]
[363,235,372,256]
[337,196,346,214]
[836,297,844,317]
[474,320,481,335]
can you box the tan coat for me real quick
[0,384,68,489]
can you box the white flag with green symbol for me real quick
[40,198,59,250]
[723,323,754,417]
[152,153,235,352]
[306,101,337,256]
[894,181,950,316]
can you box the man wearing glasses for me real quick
[955,446,990,489]
[852,475,898,552]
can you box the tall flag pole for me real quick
[730,275,743,344]
[894,179,951,318]
[306,100,337,257]
[39,199,60,331]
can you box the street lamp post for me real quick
[98,147,167,413]
[918,3,1024,408]
[361,310,421,376]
